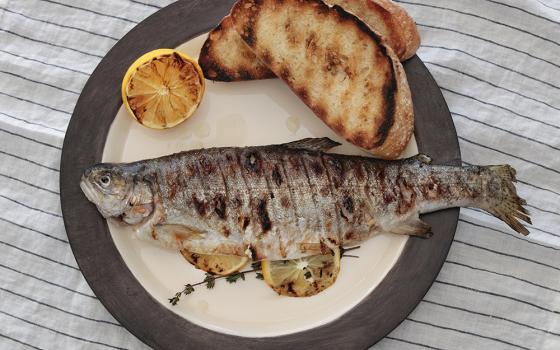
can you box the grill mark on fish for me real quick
[216,156,239,236]
[256,198,272,233]
[243,150,263,175]
[360,162,380,232]
[342,195,354,213]
[215,156,230,204]
[248,244,258,260]
[175,157,206,218]
[375,166,394,204]
[301,155,325,232]
[223,149,251,235]
[280,154,302,232]
[165,171,179,201]
[213,194,227,220]
[192,155,216,218]
[304,154,335,233]
[338,159,364,226]
[309,159,324,176]
[319,154,342,236]
[236,150,254,232]
[396,169,417,214]
[260,153,281,235]
[192,194,207,217]
[324,155,344,188]
[271,164,283,186]
[242,216,250,230]
[199,154,215,176]
[175,160,190,205]
[270,154,298,256]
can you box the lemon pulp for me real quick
[121,49,204,129]
[181,250,249,276]
[261,247,341,297]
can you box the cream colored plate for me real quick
[102,35,417,338]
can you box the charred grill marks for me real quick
[280,154,301,231]
[244,150,263,175]
[216,156,231,212]
[236,150,254,230]
[396,172,416,214]
[243,216,251,230]
[319,154,342,235]
[214,194,227,220]
[301,155,323,231]
[192,194,207,217]
[272,165,283,186]
[199,155,215,176]
[342,195,354,214]
[256,199,272,233]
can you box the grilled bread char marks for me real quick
[328,0,406,60]
[198,0,421,82]
[198,16,275,81]
[231,0,414,158]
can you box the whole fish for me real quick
[80,138,530,261]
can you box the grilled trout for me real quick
[80,138,530,261]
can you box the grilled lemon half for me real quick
[180,250,249,276]
[121,49,205,129]
[261,247,341,297]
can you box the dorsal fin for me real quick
[281,138,341,152]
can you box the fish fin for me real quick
[155,224,206,240]
[414,154,432,164]
[386,215,433,238]
[483,165,531,235]
[282,138,341,152]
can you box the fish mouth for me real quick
[80,177,113,218]
[80,176,98,204]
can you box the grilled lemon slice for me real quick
[180,250,249,276]
[122,49,205,129]
[261,247,341,297]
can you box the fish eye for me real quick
[99,175,111,187]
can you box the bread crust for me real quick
[369,0,420,60]
[198,0,420,82]
[198,16,274,81]
[231,0,414,158]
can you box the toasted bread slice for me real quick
[198,16,275,81]
[198,0,420,82]
[330,0,420,60]
[230,0,414,158]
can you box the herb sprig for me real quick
[169,262,262,306]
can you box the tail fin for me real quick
[484,165,531,235]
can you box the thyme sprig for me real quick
[169,265,261,306]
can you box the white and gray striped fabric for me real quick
[0,0,558,349]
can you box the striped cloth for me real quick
[0,0,558,349]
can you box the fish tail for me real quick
[482,165,531,235]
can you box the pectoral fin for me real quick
[386,216,432,238]
[155,224,206,241]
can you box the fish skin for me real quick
[80,138,530,261]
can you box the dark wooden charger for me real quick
[60,1,460,349]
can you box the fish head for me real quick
[80,163,135,219]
